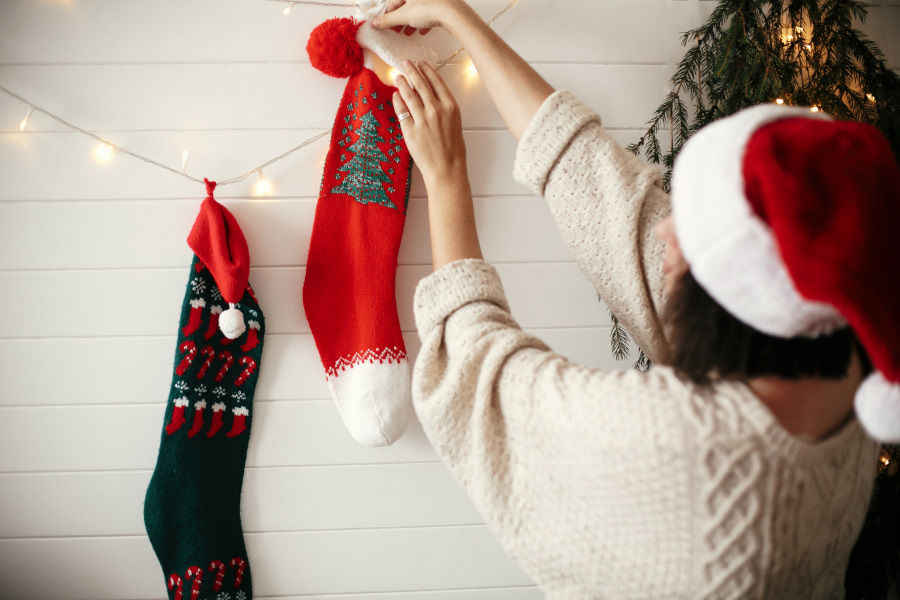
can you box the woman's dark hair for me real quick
[666,270,871,383]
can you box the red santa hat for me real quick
[187,179,250,339]
[670,104,900,442]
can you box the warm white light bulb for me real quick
[775,98,785,105]
[19,106,35,131]
[466,62,478,78]
[255,171,272,196]
[867,93,876,103]
[810,105,819,113]
[283,5,291,14]
[95,143,114,162]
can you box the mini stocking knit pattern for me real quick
[144,184,263,600]
[303,66,413,447]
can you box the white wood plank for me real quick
[0,126,646,203]
[0,263,610,338]
[0,129,507,201]
[0,0,707,65]
[0,400,438,473]
[0,63,670,132]
[0,196,572,269]
[0,325,633,407]
[0,527,534,599]
[0,464,483,538]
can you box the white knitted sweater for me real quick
[411,91,880,599]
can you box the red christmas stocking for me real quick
[303,18,426,446]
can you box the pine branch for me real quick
[633,349,652,374]
[608,309,631,361]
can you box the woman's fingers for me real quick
[402,61,438,108]
[394,72,423,121]
[392,90,413,132]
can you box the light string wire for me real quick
[0,0,519,188]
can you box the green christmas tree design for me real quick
[331,110,396,210]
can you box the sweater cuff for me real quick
[513,90,601,196]
[414,259,510,339]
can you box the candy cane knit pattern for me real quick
[144,187,263,600]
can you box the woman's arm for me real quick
[393,60,482,270]
[375,0,554,141]
[385,2,671,361]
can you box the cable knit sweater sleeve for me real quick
[412,259,699,596]
[513,90,671,363]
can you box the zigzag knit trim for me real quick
[326,347,408,379]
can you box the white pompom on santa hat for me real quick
[670,104,900,442]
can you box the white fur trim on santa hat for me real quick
[671,104,846,338]
[855,372,900,442]
[356,21,438,73]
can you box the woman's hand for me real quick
[373,0,466,36]
[393,60,482,270]
[393,60,466,189]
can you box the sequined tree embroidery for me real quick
[331,110,396,209]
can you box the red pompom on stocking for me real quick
[303,18,423,446]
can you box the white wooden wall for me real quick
[1,1,897,598]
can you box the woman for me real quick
[373,1,899,597]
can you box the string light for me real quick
[775,98,785,105]
[810,105,820,113]
[867,93,876,103]
[19,105,35,131]
[466,62,479,78]
[881,455,891,467]
[283,2,296,15]
[94,143,114,162]
[0,0,519,189]
[254,170,272,196]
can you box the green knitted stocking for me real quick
[144,255,264,600]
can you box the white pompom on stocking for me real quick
[219,304,246,340]
[855,372,900,443]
